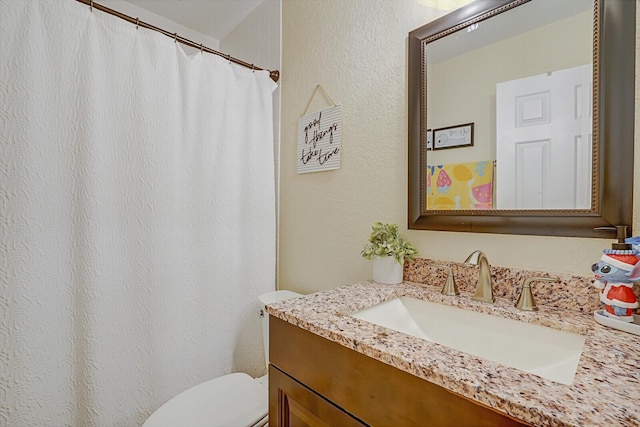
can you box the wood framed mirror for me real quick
[408,0,635,237]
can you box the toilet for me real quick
[143,290,302,427]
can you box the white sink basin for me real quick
[351,296,585,385]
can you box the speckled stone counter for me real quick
[405,257,604,313]
[267,280,640,426]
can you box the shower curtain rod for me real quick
[75,0,280,82]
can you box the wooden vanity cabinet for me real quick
[269,316,529,427]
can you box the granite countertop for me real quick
[266,281,640,427]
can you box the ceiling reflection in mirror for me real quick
[424,0,593,211]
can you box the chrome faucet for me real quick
[464,250,494,303]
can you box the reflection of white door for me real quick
[496,64,592,209]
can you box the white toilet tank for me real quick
[258,290,301,368]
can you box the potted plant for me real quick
[361,222,418,284]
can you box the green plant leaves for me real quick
[361,222,418,264]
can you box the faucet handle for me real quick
[515,276,559,311]
[430,264,459,296]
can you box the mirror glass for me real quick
[408,0,636,237]
[425,0,593,211]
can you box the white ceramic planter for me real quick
[372,256,404,284]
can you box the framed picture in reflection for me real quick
[433,123,474,150]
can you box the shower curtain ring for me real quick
[200,44,204,53]
[173,33,177,43]
[135,18,139,29]
[227,54,231,64]
[251,64,255,72]
[90,0,93,12]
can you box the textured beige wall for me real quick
[279,0,639,294]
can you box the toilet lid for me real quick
[143,372,268,427]
[258,290,302,306]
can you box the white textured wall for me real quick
[100,0,219,51]
[279,0,640,294]
[220,0,280,73]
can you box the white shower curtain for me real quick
[0,1,277,425]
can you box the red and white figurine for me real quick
[592,250,640,322]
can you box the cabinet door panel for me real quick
[269,365,367,427]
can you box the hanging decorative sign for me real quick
[297,105,342,174]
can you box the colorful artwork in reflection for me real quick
[426,161,493,210]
